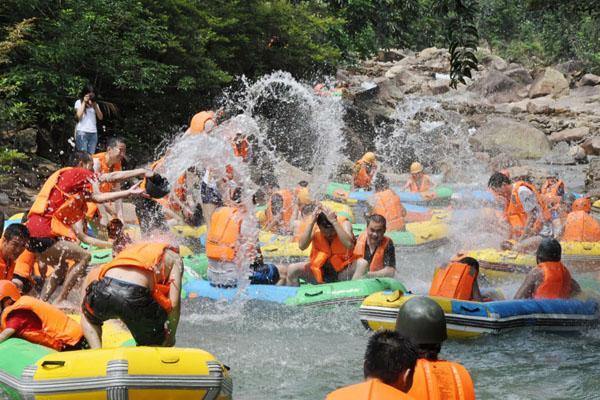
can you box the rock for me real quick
[528,67,570,98]
[473,117,551,159]
[585,158,600,192]
[556,60,584,75]
[508,165,549,186]
[504,67,533,85]
[428,79,450,95]
[489,153,520,171]
[525,96,560,114]
[542,142,577,165]
[469,70,520,103]
[569,145,587,163]
[579,74,600,87]
[415,47,450,72]
[0,127,38,154]
[376,49,405,62]
[479,54,508,71]
[347,81,379,101]
[0,192,9,206]
[581,137,600,156]
[549,127,590,143]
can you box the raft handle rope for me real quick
[386,290,404,303]
[305,290,324,297]
[460,305,481,313]
[95,254,111,260]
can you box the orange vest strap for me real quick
[428,262,476,301]
[353,232,391,272]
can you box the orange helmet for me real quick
[362,152,377,163]
[572,197,592,213]
[0,280,21,303]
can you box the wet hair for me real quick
[457,256,479,272]
[363,330,418,385]
[297,180,309,188]
[514,175,533,184]
[79,84,95,100]
[107,219,124,239]
[301,203,316,217]
[69,151,92,167]
[536,238,562,263]
[373,174,389,192]
[270,194,284,214]
[107,137,126,149]
[488,172,511,189]
[2,223,30,241]
[316,212,334,229]
[230,187,243,204]
[367,213,387,230]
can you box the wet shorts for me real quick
[28,237,57,254]
[82,277,167,346]
[201,182,223,206]
[250,263,280,285]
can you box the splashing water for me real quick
[221,71,347,198]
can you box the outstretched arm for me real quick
[0,328,15,344]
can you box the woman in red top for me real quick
[26,152,145,304]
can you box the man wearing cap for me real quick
[353,152,377,190]
[514,238,580,299]
[396,296,475,400]
[404,162,435,193]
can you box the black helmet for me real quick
[395,296,447,345]
[536,238,562,263]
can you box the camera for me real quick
[88,93,95,102]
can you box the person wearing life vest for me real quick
[326,330,418,400]
[26,151,145,304]
[488,172,552,253]
[370,174,406,231]
[206,188,286,287]
[514,238,580,299]
[81,241,183,348]
[403,162,435,193]
[0,280,87,350]
[263,189,297,235]
[429,257,485,302]
[185,110,217,135]
[0,224,29,283]
[286,206,356,286]
[353,152,378,190]
[351,214,396,279]
[561,197,600,242]
[396,296,476,400]
[295,181,312,209]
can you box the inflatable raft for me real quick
[184,277,406,307]
[359,291,599,338]
[352,220,449,249]
[326,182,453,206]
[0,320,232,400]
[464,242,600,279]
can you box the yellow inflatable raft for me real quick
[0,317,232,400]
[259,231,310,260]
[464,241,600,279]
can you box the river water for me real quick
[177,242,600,400]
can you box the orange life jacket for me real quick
[326,379,415,400]
[562,211,600,242]
[541,179,564,213]
[232,138,249,161]
[408,174,432,193]
[206,207,242,262]
[13,249,36,282]
[28,168,88,241]
[265,190,294,233]
[354,160,376,189]
[428,262,476,301]
[372,189,406,231]
[98,242,178,312]
[1,296,83,350]
[408,358,475,400]
[533,261,573,299]
[93,152,122,193]
[505,181,551,239]
[353,232,391,272]
[189,111,215,134]
[309,216,356,283]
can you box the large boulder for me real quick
[579,74,600,87]
[585,158,600,192]
[469,70,520,103]
[504,66,533,85]
[528,67,569,98]
[581,137,600,156]
[548,127,590,143]
[415,47,450,72]
[473,117,551,159]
